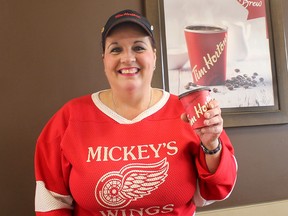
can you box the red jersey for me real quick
[34,90,237,216]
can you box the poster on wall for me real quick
[163,0,274,109]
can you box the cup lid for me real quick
[178,87,211,99]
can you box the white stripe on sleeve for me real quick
[35,181,74,212]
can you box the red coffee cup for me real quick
[184,25,228,86]
[179,87,212,129]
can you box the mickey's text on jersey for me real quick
[86,141,178,162]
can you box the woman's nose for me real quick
[120,52,136,64]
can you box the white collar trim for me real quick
[91,89,170,124]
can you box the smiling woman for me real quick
[34,9,237,216]
[101,22,157,118]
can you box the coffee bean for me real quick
[185,68,263,93]
[228,86,234,90]
[222,68,264,91]
[253,72,259,76]
[184,82,198,90]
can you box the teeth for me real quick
[120,68,138,74]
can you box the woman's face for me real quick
[103,24,156,92]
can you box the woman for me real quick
[34,9,237,216]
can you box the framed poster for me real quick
[145,0,288,127]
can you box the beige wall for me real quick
[1,0,288,215]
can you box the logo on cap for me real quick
[115,12,141,19]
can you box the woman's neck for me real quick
[110,87,153,120]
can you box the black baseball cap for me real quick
[101,9,154,51]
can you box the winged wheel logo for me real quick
[95,158,169,209]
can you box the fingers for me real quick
[205,100,221,117]
[181,99,223,146]
[204,100,221,121]
[201,122,223,134]
[202,100,223,134]
[181,113,189,122]
[180,99,223,130]
[203,114,223,127]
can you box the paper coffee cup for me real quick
[179,87,212,129]
[184,25,228,86]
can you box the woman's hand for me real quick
[181,99,223,150]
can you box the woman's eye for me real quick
[110,47,122,53]
[133,46,145,52]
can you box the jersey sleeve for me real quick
[193,130,238,207]
[34,105,73,215]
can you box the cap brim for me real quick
[104,18,153,38]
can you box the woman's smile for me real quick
[118,67,140,76]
